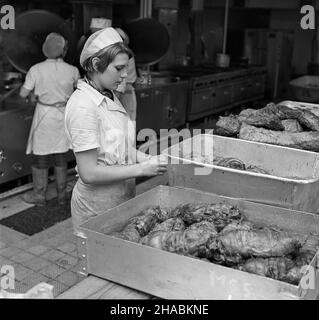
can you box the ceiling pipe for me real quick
[140,0,152,18]
[222,0,229,54]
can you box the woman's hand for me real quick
[140,155,167,177]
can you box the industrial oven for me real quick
[172,65,267,122]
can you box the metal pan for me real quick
[123,18,170,66]
[3,10,76,73]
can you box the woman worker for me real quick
[65,27,167,236]
[20,32,80,206]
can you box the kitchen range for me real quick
[172,64,267,121]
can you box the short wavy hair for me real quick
[82,42,133,73]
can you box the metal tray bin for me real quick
[162,134,319,213]
[78,185,319,300]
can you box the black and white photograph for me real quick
[0,0,319,306]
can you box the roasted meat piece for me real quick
[162,228,215,257]
[128,206,161,237]
[111,224,141,243]
[151,217,186,233]
[213,157,246,170]
[239,257,295,280]
[140,218,186,245]
[241,107,284,131]
[239,124,319,152]
[285,251,314,285]
[245,165,270,175]
[281,119,303,132]
[141,221,217,258]
[187,220,218,235]
[171,203,241,231]
[220,220,253,235]
[210,228,302,260]
[216,115,241,137]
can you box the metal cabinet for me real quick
[190,88,213,116]
[136,81,188,134]
[153,88,171,133]
[232,80,251,103]
[136,88,153,133]
[248,75,266,98]
[213,84,232,112]
[167,82,188,128]
[0,105,34,184]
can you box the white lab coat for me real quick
[22,58,80,155]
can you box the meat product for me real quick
[220,220,254,235]
[211,228,303,258]
[239,124,319,152]
[128,207,159,237]
[296,109,319,131]
[171,203,241,230]
[154,207,175,222]
[213,157,270,175]
[187,220,218,235]
[285,251,314,285]
[213,157,246,170]
[141,221,217,258]
[216,115,241,136]
[239,257,295,280]
[281,119,303,132]
[140,218,186,245]
[240,107,284,131]
[151,217,186,233]
[238,108,257,122]
[271,103,319,131]
[111,224,141,243]
[245,164,270,175]
[162,229,212,257]
[266,103,301,120]
[140,231,166,249]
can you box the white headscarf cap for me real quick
[80,27,123,66]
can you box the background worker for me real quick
[19,32,80,206]
[65,27,167,236]
[114,28,138,121]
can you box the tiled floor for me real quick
[0,178,86,298]
[0,219,86,297]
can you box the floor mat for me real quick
[0,198,71,236]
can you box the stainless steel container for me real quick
[77,185,319,300]
[216,53,230,68]
[162,134,319,213]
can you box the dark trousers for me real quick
[32,152,67,169]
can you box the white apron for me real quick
[27,101,70,155]
[23,58,79,155]
[70,94,137,236]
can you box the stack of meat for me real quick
[111,204,317,286]
[215,102,319,152]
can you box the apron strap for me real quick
[37,99,67,108]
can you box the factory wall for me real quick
[269,9,316,76]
